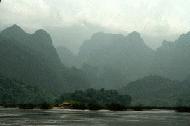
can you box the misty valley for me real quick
[1,0,190,125]
[0,24,190,125]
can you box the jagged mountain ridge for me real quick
[57,30,190,89]
[0,25,90,94]
[153,31,190,80]
[0,25,63,92]
[58,31,154,89]
[1,24,62,69]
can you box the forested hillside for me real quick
[0,25,90,105]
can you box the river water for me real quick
[0,108,190,126]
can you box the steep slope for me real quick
[153,32,190,80]
[56,46,79,67]
[0,25,62,93]
[120,76,190,107]
[78,32,154,89]
[1,24,62,70]
[57,30,190,91]
[0,25,90,94]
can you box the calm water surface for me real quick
[0,107,190,126]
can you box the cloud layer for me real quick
[1,0,190,50]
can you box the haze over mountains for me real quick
[0,24,190,107]
[57,30,190,106]
[153,32,190,80]
[57,30,190,88]
[0,25,89,96]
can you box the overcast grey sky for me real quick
[1,0,190,51]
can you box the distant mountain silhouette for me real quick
[2,24,190,107]
[1,24,62,69]
[0,25,62,93]
[78,32,154,88]
[0,25,89,94]
[58,30,190,89]
[153,31,190,80]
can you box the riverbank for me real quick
[1,104,190,113]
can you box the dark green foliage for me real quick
[18,104,35,109]
[57,88,131,110]
[130,107,143,111]
[120,75,190,107]
[175,107,190,113]
[39,102,53,109]
[18,103,53,109]
[0,75,53,106]
[87,103,102,110]
[106,103,127,111]
[71,102,86,110]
